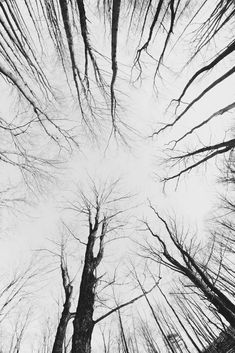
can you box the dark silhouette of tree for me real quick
[143,204,235,328]
[0,258,47,352]
[1,1,234,147]
[52,241,73,353]
[1,1,235,350]
[47,181,156,353]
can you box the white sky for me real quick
[0,3,234,351]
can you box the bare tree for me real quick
[0,258,46,353]
[1,1,233,140]
[44,181,156,353]
[52,240,73,353]
[69,182,156,353]
[143,204,235,328]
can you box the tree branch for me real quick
[94,284,156,324]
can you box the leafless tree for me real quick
[0,258,46,353]
[143,204,235,328]
[51,240,73,353]
[42,181,156,353]
[1,1,234,142]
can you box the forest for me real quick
[0,0,234,352]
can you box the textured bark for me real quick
[52,258,73,353]
[71,265,95,353]
[71,211,106,353]
[52,296,72,353]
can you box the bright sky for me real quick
[0,3,234,351]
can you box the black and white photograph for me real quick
[0,1,234,352]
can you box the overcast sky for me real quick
[0,3,234,351]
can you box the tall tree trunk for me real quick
[71,207,106,353]
[71,266,96,353]
[52,254,73,353]
[52,304,72,353]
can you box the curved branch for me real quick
[163,139,235,182]
[176,39,235,105]
[155,66,235,135]
[173,102,235,146]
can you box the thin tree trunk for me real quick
[52,305,72,353]
[52,254,73,353]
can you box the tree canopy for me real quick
[0,0,234,183]
[0,1,235,352]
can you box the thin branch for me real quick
[94,284,156,324]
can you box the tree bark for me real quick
[71,210,105,353]
[71,264,96,353]
[52,257,73,353]
[52,300,72,353]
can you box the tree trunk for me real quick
[71,195,109,352]
[71,320,94,353]
[71,215,101,353]
[71,265,96,353]
[52,309,72,353]
[52,255,73,353]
